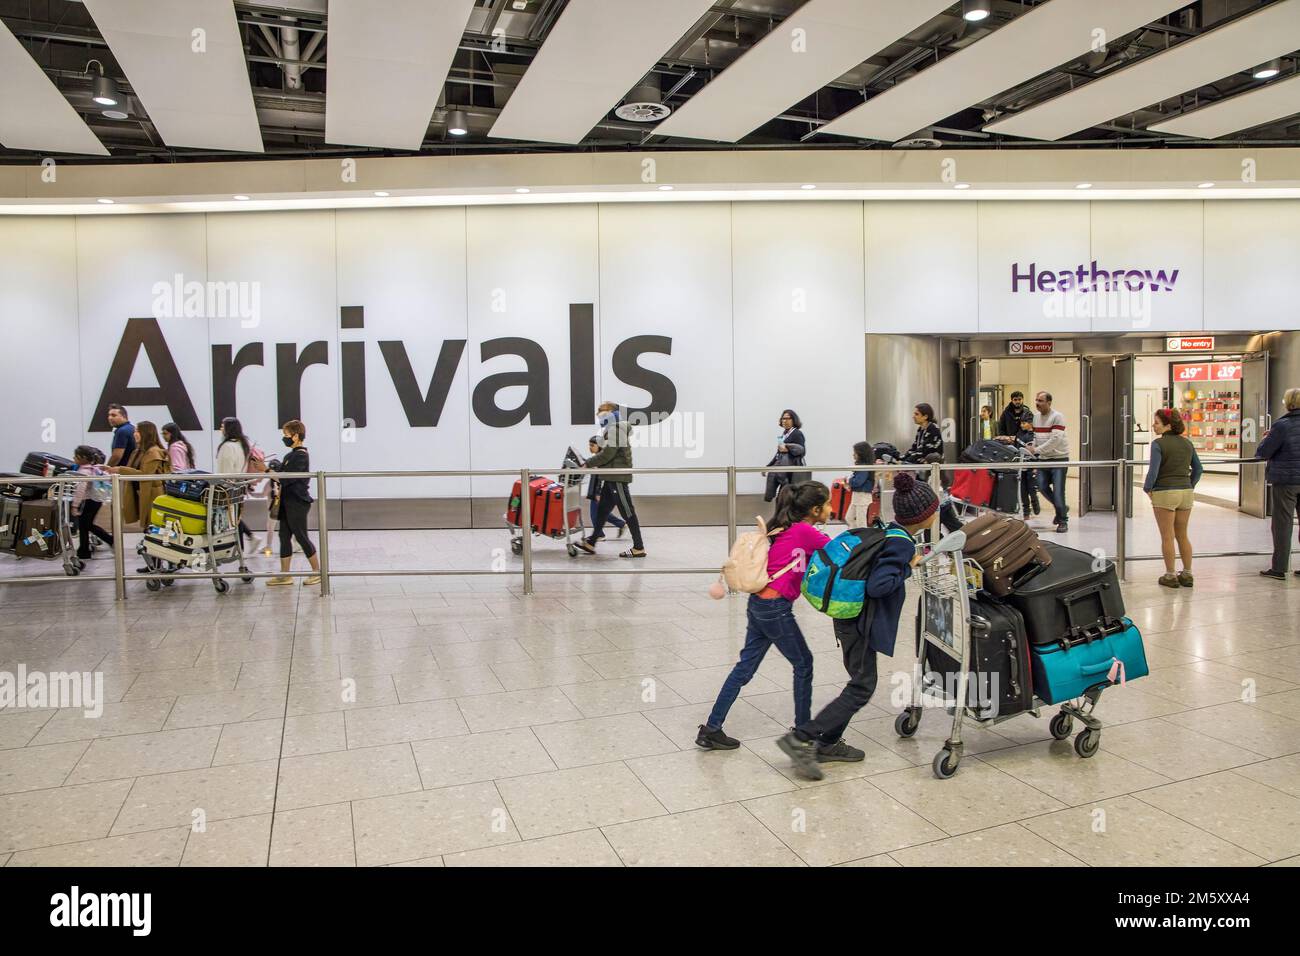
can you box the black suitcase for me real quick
[164,470,211,502]
[962,438,1020,464]
[1009,541,1126,645]
[14,498,61,557]
[20,452,77,479]
[0,493,21,550]
[990,470,1021,514]
[923,596,1034,719]
[0,472,45,500]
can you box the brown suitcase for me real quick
[14,498,62,558]
[962,512,1050,596]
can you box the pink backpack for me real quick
[711,517,802,597]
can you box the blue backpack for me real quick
[800,525,890,619]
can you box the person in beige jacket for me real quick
[105,420,169,529]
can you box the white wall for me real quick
[1,199,1296,497]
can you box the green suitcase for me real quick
[150,494,208,536]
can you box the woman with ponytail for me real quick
[697,481,833,752]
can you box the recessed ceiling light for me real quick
[1198,182,1215,189]
[373,191,389,197]
[953,182,971,190]
[1075,182,1093,189]
[101,106,129,121]
[515,187,530,194]
[1253,59,1281,80]
[657,184,674,191]
[800,184,817,190]
[961,0,991,23]
[96,198,114,204]
[233,195,250,201]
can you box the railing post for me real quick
[726,466,737,551]
[111,473,126,602]
[520,467,534,595]
[315,471,331,596]
[1115,459,1127,581]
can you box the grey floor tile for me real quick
[181,814,272,866]
[0,779,133,853]
[495,762,668,840]
[0,741,89,794]
[888,822,1082,867]
[7,827,189,867]
[276,743,421,810]
[352,781,519,866]
[112,760,278,834]
[532,713,679,769]
[1135,771,1300,862]
[411,728,557,789]
[444,829,623,867]
[270,802,355,866]
[604,803,803,867]
[213,718,285,766]
[32,698,175,745]
[456,687,585,732]
[66,727,222,784]
[343,700,469,748]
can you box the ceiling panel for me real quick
[488,0,716,145]
[984,0,1300,141]
[325,0,475,150]
[1148,72,1300,137]
[819,0,1188,143]
[654,0,953,142]
[81,0,263,152]
[0,21,108,155]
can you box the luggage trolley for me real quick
[893,535,1103,779]
[137,479,254,593]
[506,448,586,558]
[6,479,84,577]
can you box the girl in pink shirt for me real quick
[162,423,196,472]
[698,481,832,750]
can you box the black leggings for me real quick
[77,500,113,559]
[278,496,317,560]
[587,482,643,550]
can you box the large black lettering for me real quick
[275,341,329,425]
[341,341,367,428]
[379,339,466,427]
[90,317,201,431]
[612,335,676,420]
[472,337,550,427]
[210,342,264,426]
[569,303,595,425]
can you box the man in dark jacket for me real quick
[575,402,646,558]
[777,471,934,781]
[1258,389,1300,579]
[998,391,1027,438]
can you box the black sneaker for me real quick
[695,725,739,750]
[816,739,865,763]
[1260,569,1286,580]
[1031,499,1041,515]
[1055,521,1068,534]
[777,732,824,781]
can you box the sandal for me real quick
[574,540,596,555]
[619,549,647,559]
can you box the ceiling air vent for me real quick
[893,137,942,149]
[615,82,672,122]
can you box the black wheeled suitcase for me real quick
[164,470,211,502]
[989,470,1021,514]
[923,595,1034,719]
[0,493,22,550]
[0,472,45,500]
[962,439,1020,464]
[20,452,77,479]
[1009,541,1126,645]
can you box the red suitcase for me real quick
[830,479,852,521]
[506,477,551,528]
[949,468,993,507]
[531,481,579,537]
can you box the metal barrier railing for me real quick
[0,455,1290,599]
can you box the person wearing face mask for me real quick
[266,419,320,587]
[574,402,646,558]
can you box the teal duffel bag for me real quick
[1030,617,1148,704]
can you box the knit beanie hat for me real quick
[892,471,938,526]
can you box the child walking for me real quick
[777,471,937,781]
[843,441,876,528]
[70,445,113,560]
[697,481,833,751]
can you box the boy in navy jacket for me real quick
[778,471,938,781]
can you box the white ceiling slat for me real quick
[81,0,263,153]
[489,0,716,145]
[0,21,108,155]
[984,0,1300,141]
[325,0,475,151]
[818,0,1188,143]
[654,0,953,143]
[1149,73,1300,138]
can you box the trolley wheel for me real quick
[241,575,254,584]
[932,749,959,779]
[567,544,579,557]
[162,578,175,587]
[1074,729,1101,758]
[510,539,523,556]
[1049,712,1074,740]
[895,710,922,738]
[65,564,80,577]
[73,557,85,571]
[146,578,162,592]
[213,578,229,594]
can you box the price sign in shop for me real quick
[1173,362,1242,382]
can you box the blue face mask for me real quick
[598,410,617,428]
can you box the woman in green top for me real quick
[1143,408,1203,589]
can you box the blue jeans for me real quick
[590,499,624,531]
[706,594,814,730]
[1037,464,1068,523]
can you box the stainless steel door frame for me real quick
[959,356,980,450]
[1240,351,1270,518]
[1115,354,1136,519]
[1080,356,1117,514]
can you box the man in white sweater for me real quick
[1027,391,1070,533]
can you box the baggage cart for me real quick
[506,448,586,558]
[137,479,253,593]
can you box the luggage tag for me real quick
[1106,658,1127,686]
